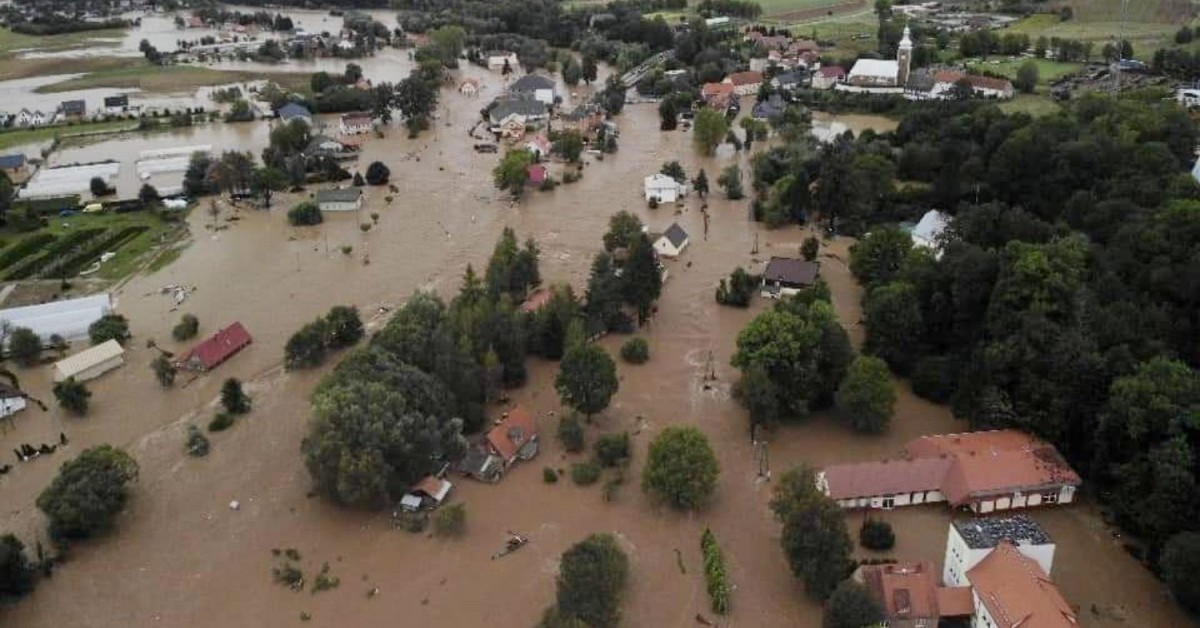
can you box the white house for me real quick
[910,209,950,255]
[315,188,363,212]
[525,134,551,159]
[53,339,126,383]
[487,50,519,71]
[643,173,687,204]
[724,71,764,96]
[653,223,689,258]
[339,112,373,135]
[15,109,47,128]
[0,384,28,420]
[508,74,557,106]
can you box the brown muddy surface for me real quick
[0,65,1190,628]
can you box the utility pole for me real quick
[1113,0,1131,93]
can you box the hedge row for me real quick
[701,528,731,615]
[0,234,57,271]
[5,228,107,280]
[59,226,149,277]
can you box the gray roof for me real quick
[763,256,819,287]
[61,100,86,114]
[662,222,688,248]
[316,188,362,203]
[753,94,787,120]
[953,515,1051,550]
[509,74,556,93]
[104,94,128,107]
[0,154,26,170]
[489,98,547,123]
[775,70,807,86]
[278,102,311,120]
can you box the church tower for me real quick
[897,24,913,87]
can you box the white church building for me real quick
[842,25,913,92]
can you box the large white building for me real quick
[53,339,126,383]
[943,515,1055,588]
[846,25,912,88]
[643,173,687,204]
[0,294,114,347]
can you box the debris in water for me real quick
[695,613,712,625]
[229,501,240,510]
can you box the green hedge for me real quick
[701,528,731,615]
[58,226,148,277]
[5,228,107,280]
[0,234,57,271]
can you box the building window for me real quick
[882,497,895,510]
[1043,492,1059,504]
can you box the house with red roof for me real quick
[175,322,252,372]
[855,561,974,628]
[701,82,736,110]
[818,429,1080,513]
[723,70,764,96]
[527,163,548,187]
[812,65,846,90]
[458,405,540,482]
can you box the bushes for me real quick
[365,161,390,185]
[53,378,91,415]
[284,306,363,370]
[172,314,200,342]
[151,355,177,387]
[715,267,758,307]
[552,533,630,628]
[185,425,210,456]
[58,226,147,277]
[1162,532,1200,613]
[221,378,251,415]
[434,503,466,536]
[36,444,138,540]
[288,201,323,226]
[859,519,895,551]
[544,467,559,483]
[0,534,36,600]
[594,432,631,467]
[8,327,42,366]
[88,314,129,345]
[701,529,731,614]
[0,234,56,272]
[570,461,601,485]
[801,236,820,261]
[208,412,234,432]
[558,414,585,453]
[911,355,956,402]
[619,337,649,364]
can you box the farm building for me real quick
[818,429,1081,513]
[653,223,689,258]
[339,112,373,135]
[19,162,120,200]
[175,322,252,372]
[277,102,312,125]
[399,475,453,512]
[316,188,363,212]
[0,383,28,420]
[459,405,539,482]
[53,339,125,383]
[644,173,687,204]
[0,294,114,347]
[761,257,820,297]
[486,50,519,71]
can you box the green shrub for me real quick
[701,528,731,614]
[312,563,340,593]
[544,467,559,483]
[208,412,234,432]
[619,337,649,364]
[88,314,129,345]
[287,201,323,226]
[8,326,42,366]
[434,503,467,536]
[185,425,210,456]
[172,314,199,342]
[594,432,631,467]
[558,415,585,453]
[570,461,601,485]
[859,519,895,551]
[911,355,956,403]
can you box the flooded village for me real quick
[0,1,1199,627]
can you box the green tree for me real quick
[250,167,288,208]
[836,356,896,433]
[8,327,41,367]
[733,364,781,428]
[553,130,585,162]
[365,161,390,185]
[138,183,161,206]
[602,211,644,252]
[493,149,535,197]
[581,55,598,84]
[621,234,663,324]
[89,176,111,197]
[1014,59,1039,94]
[556,344,618,419]
[37,444,138,539]
[0,534,36,599]
[53,378,91,415]
[395,71,439,137]
[771,465,853,599]
[641,425,720,509]
[288,201,323,226]
[849,226,912,286]
[1162,532,1200,613]
[311,71,335,93]
[801,237,819,261]
[862,281,923,374]
[88,314,129,345]
[151,355,177,387]
[285,319,329,370]
[172,313,200,342]
[558,414,586,452]
[659,97,678,131]
[221,378,251,415]
[717,164,744,200]
[555,533,630,628]
[692,169,709,198]
[823,580,885,628]
[325,305,364,347]
[428,25,466,67]
[562,58,582,86]
[693,108,729,156]
[660,161,686,183]
[434,502,466,536]
[594,432,631,467]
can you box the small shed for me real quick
[176,322,252,372]
[316,188,363,212]
[400,476,453,511]
[653,223,689,258]
[53,339,125,383]
[644,173,686,204]
[0,383,28,419]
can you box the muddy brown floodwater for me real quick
[0,64,1191,628]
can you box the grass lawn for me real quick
[0,27,124,58]
[786,13,879,58]
[999,93,1064,117]
[33,64,311,94]
[1005,12,1183,53]
[0,119,139,152]
[757,0,859,17]
[967,57,1083,83]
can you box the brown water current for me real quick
[0,65,1190,628]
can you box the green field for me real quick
[34,64,310,94]
[999,93,1064,117]
[0,210,184,282]
[967,58,1084,83]
[0,27,124,58]
[0,119,139,152]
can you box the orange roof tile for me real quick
[936,586,976,617]
[861,562,941,621]
[968,541,1078,628]
[822,458,952,500]
[486,405,538,461]
[702,82,735,97]
[726,71,763,86]
[906,430,1081,505]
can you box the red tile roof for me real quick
[861,561,941,622]
[487,405,538,462]
[702,82,735,98]
[822,458,952,501]
[726,70,763,86]
[937,586,976,617]
[968,541,1078,628]
[177,322,252,371]
[527,163,547,185]
[817,66,846,78]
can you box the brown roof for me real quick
[763,256,819,287]
[861,561,941,622]
[486,405,538,462]
[702,82,735,97]
[937,586,976,617]
[822,458,952,500]
[907,430,1081,505]
[817,66,846,78]
[968,541,1078,628]
[726,71,763,87]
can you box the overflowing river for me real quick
[0,55,1189,628]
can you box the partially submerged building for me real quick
[175,322,252,372]
[643,173,687,204]
[653,223,689,258]
[760,256,820,298]
[399,475,453,512]
[0,383,28,420]
[0,294,114,347]
[53,339,125,383]
[458,405,540,482]
[316,188,363,212]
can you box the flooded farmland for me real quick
[0,60,1191,628]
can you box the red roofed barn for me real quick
[175,322,253,372]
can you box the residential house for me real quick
[527,163,548,187]
[399,475,453,511]
[15,109,47,128]
[558,104,605,138]
[277,102,312,125]
[812,66,846,89]
[525,134,551,160]
[52,339,125,383]
[104,94,129,114]
[488,97,548,127]
[855,561,974,628]
[932,70,1014,99]
[339,111,373,135]
[964,540,1077,628]
[644,173,687,204]
[487,50,519,71]
[724,71,764,96]
[459,405,540,482]
[459,78,480,96]
[818,429,1082,513]
[752,93,788,122]
[316,188,363,212]
[508,74,557,106]
[0,154,27,178]
[0,383,27,421]
[175,322,253,372]
[701,82,736,110]
[909,209,950,255]
[773,70,808,91]
[653,222,689,258]
[760,256,819,298]
[60,100,87,121]
[304,135,355,160]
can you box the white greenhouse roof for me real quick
[54,339,125,380]
[0,293,113,345]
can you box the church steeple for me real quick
[897,24,913,86]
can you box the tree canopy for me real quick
[37,445,139,540]
[641,425,720,509]
[836,356,897,433]
[554,533,630,628]
[556,343,619,418]
[770,465,853,599]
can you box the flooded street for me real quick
[0,64,1191,628]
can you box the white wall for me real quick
[945,523,1057,584]
[0,396,27,419]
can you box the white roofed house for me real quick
[53,339,126,383]
[316,188,363,212]
[644,173,687,204]
[487,50,519,71]
[909,209,950,256]
[653,223,690,258]
[0,383,28,420]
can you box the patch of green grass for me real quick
[1006,12,1180,52]
[0,118,139,152]
[786,14,878,58]
[7,210,184,281]
[0,26,125,58]
[998,93,1064,117]
[34,64,310,95]
[967,58,1083,84]
[760,0,865,19]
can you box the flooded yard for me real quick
[0,65,1190,628]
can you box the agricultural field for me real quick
[0,119,139,152]
[967,57,1084,84]
[757,0,865,20]
[0,210,183,282]
[1004,0,1196,55]
[0,27,127,82]
[998,93,1064,117]
[33,65,310,95]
